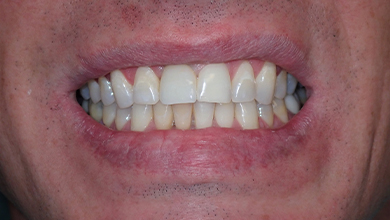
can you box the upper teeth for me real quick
[80,60,306,131]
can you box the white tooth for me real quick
[89,101,103,122]
[103,103,117,127]
[214,103,234,128]
[172,104,192,130]
[153,102,173,130]
[131,104,153,132]
[133,67,160,105]
[82,100,89,113]
[111,70,134,109]
[80,84,91,100]
[235,101,259,130]
[99,77,115,106]
[286,73,298,95]
[255,61,276,105]
[257,103,274,128]
[296,88,307,105]
[88,80,101,103]
[115,107,132,131]
[272,98,288,123]
[194,102,215,129]
[284,95,300,114]
[232,61,256,103]
[160,65,197,105]
[274,70,287,99]
[197,63,231,103]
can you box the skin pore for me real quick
[0,0,390,219]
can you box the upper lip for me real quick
[73,33,309,90]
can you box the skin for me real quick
[0,0,390,219]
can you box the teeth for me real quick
[160,65,197,105]
[103,103,117,127]
[255,62,276,105]
[287,73,298,95]
[131,104,153,132]
[272,98,288,124]
[88,80,101,103]
[284,95,300,114]
[194,102,215,129]
[296,88,307,105]
[115,107,132,131]
[82,100,89,113]
[197,63,231,103]
[80,84,91,100]
[257,103,274,128]
[231,61,256,103]
[89,101,103,122]
[99,77,115,106]
[274,70,287,99]
[111,70,134,109]
[153,102,174,130]
[133,67,160,105]
[214,103,234,128]
[235,101,259,130]
[172,104,192,130]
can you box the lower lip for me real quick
[67,95,319,183]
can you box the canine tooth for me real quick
[160,65,197,105]
[103,103,117,127]
[296,88,307,104]
[115,107,132,131]
[287,73,298,95]
[235,101,259,130]
[257,103,274,128]
[99,77,115,106]
[255,62,276,105]
[172,104,192,130]
[153,102,173,130]
[131,104,153,132]
[80,84,91,100]
[232,61,256,103]
[89,101,103,122]
[274,70,287,99]
[194,102,215,129]
[111,70,134,108]
[82,100,89,113]
[88,80,101,103]
[133,67,160,105]
[272,98,288,123]
[285,95,300,114]
[214,103,234,128]
[197,63,231,103]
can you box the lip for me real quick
[63,32,321,185]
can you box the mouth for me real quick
[65,33,318,184]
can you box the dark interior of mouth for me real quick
[75,61,307,131]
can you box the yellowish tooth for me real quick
[214,103,234,128]
[115,107,132,131]
[257,103,274,128]
[235,101,259,130]
[172,104,192,130]
[153,102,174,130]
[111,70,134,109]
[89,101,103,122]
[103,103,117,127]
[197,63,231,103]
[194,102,215,129]
[133,67,160,105]
[272,98,288,123]
[131,104,153,132]
[255,61,276,105]
[274,70,287,99]
[231,61,256,103]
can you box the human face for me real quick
[0,0,390,219]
